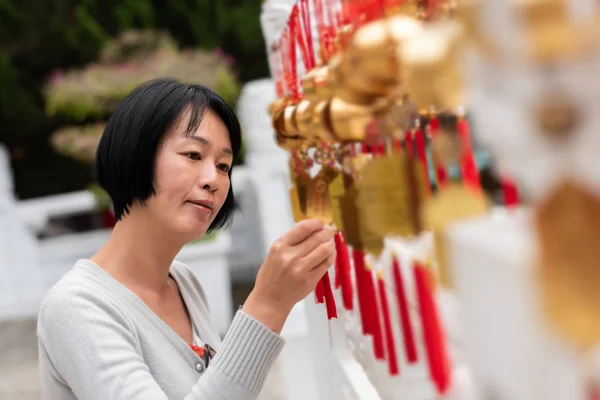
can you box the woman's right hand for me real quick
[242,219,336,333]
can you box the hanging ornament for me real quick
[535,181,600,351]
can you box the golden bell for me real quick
[311,100,337,141]
[274,132,304,151]
[337,15,423,98]
[282,105,300,137]
[294,99,316,140]
[268,98,286,116]
[301,70,317,100]
[271,106,285,135]
[312,65,334,101]
[331,56,390,106]
[401,20,465,111]
[327,97,388,142]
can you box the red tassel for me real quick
[501,177,520,208]
[405,130,414,157]
[334,232,354,310]
[429,116,440,132]
[429,117,449,188]
[352,249,371,335]
[365,266,385,360]
[315,279,325,304]
[457,118,481,191]
[392,256,419,363]
[414,128,432,197]
[414,262,452,395]
[321,271,338,319]
[377,270,400,375]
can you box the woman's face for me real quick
[144,108,233,242]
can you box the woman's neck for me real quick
[91,210,185,293]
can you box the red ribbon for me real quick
[429,117,449,188]
[299,0,315,68]
[285,7,299,101]
[405,130,415,157]
[321,271,338,319]
[271,43,285,98]
[457,118,481,191]
[334,232,353,310]
[315,279,325,303]
[414,261,452,395]
[501,177,520,208]
[296,1,316,71]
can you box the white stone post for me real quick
[0,144,41,318]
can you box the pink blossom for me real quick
[49,69,64,84]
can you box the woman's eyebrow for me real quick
[189,136,232,155]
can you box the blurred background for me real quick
[2,0,267,200]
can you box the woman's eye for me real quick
[218,164,231,173]
[185,152,201,161]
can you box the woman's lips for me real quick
[186,201,212,215]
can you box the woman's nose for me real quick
[197,163,219,191]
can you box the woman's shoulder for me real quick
[37,260,130,335]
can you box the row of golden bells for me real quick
[269,12,466,150]
[269,0,600,150]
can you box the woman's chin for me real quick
[172,221,210,243]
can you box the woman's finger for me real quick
[309,252,337,279]
[294,226,335,258]
[280,219,325,246]
[299,240,336,272]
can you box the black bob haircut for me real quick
[95,78,241,233]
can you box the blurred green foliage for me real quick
[0,0,268,198]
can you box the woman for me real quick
[37,78,336,400]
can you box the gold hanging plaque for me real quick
[357,209,385,257]
[422,183,491,289]
[356,154,426,238]
[329,172,346,231]
[339,186,362,250]
[305,167,338,224]
[295,171,311,216]
[535,180,600,351]
[289,187,306,222]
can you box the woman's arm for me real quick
[37,288,284,400]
